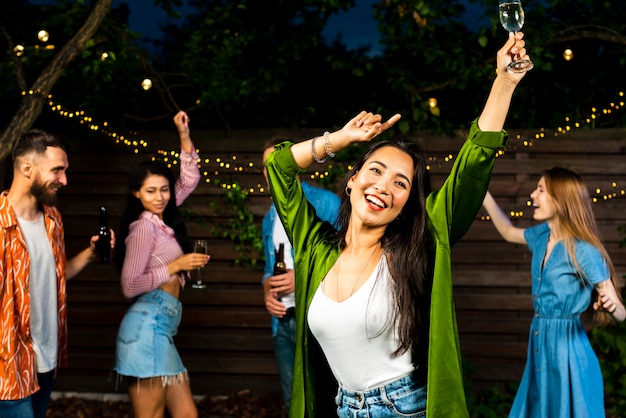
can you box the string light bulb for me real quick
[428,98,438,108]
[37,88,626,197]
[141,78,152,91]
[14,44,25,57]
[38,30,49,43]
[563,48,573,61]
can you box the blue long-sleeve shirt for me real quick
[262,181,340,336]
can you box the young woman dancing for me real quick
[114,111,209,418]
[265,33,531,418]
[483,168,625,418]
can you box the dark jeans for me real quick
[0,371,55,418]
[274,310,296,411]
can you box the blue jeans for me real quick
[274,312,296,410]
[0,370,55,418]
[335,372,426,418]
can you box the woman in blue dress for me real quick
[482,167,625,417]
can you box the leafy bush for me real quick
[589,288,626,417]
[182,178,264,269]
[463,359,515,417]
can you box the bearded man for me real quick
[0,129,113,418]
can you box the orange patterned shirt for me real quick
[0,190,68,400]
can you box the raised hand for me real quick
[497,32,531,82]
[341,111,402,144]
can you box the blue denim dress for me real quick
[509,224,608,417]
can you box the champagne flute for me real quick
[192,239,208,289]
[498,0,534,73]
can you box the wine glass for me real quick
[498,0,534,73]
[191,239,208,289]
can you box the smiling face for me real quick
[133,174,171,219]
[347,146,414,228]
[530,176,558,222]
[29,146,69,207]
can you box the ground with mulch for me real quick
[46,390,285,418]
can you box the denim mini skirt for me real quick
[114,289,187,383]
[335,372,426,418]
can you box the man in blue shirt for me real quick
[261,137,340,414]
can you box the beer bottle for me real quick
[96,206,111,264]
[273,243,287,275]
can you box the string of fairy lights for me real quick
[35,87,626,220]
[480,90,626,220]
[480,180,626,222]
[17,29,626,218]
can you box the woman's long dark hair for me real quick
[116,160,190,271]
[330,138,434,364]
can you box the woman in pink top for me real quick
[114,111,209,418]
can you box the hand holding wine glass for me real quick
[192,239,208,289]
[499,0,533,73]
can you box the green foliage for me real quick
[590,222,626,416]
[3,0,626,134]
[163,0,357,128]
[590,312,626,415]
[588,225,626,415]
[463,359,516,417]
[0,0,154,129]
[373,0,492,134]
[466,385,515,418]
[206,179,264,269]
[468,0,626,130]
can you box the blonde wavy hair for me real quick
[542,167,622,326]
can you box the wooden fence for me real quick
[3,125,626,399]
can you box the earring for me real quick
[345,186,351,196]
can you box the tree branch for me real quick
[1,26,27,92]
[554,25,626,46]
[0,0,114,161]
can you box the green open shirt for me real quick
[266,119,507,417]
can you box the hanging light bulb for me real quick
[428,97,438,108]
[14,44,25,57]
[38,30,49,43]
[563,48,573,61]
[141,78,152,90]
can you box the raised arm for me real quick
[482,191,526,244]
[173,110,200,205]
[174,110,194,154]
[478,32,530,132]
[288,111,401,170]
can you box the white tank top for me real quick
[308,256,414,391]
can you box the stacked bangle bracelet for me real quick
[311,136,326,163]
[312,131,335,164]
[323,131,335,158]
